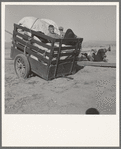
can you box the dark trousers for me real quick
[63,29,77,45]
[64,29,76,39]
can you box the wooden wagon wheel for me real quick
[14,54,30,78]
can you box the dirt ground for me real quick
[5,43,116,114]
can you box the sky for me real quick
[4,3,116,42]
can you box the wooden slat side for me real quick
[15,36,50,54]
[14,23,56,42]
[14,31,29,40]
[14,24,83,49]
[14,30,52,50]
[15,43,49,64]
[14,36,26,45]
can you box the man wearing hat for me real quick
[59,26,65,38]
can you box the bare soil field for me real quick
[4,43,116,114]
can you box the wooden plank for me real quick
[15,37,50,64]
[51,57,73,65]
[77,61,116,68]
[47,51,74,58]
[14,31,52,50]
[60,52,74,57]
[31,30,56,42]
[15,36,49,54]
[54,46,76,51]
[15,43,24,52]
[28,43,47,54]
[15,43,49,64]
[14,36,26,45]
[69,39,79,73]
[14,31,30,41]
[31,38,52,49]
[45,52,52,57]
[55,37,83,42]
[54,40,62,78]
[29,57,48,80]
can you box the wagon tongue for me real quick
[77,61,116,68]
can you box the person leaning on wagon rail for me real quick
[59,26,65,38]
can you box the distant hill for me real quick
[82,40,116,48]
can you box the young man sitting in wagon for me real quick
[59,26,65,38]
[47,25,61,39]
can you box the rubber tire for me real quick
[14,54,30,79]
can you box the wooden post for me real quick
[53,39,62,78]
[10,24,17,58]
[13,24,17,46]
[46,40,55,80]
[69,39,79,74]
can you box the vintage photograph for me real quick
[4,3,117,114]
[2,2,119,147]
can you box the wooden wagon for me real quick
[11,24,83,80]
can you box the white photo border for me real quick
[2,2,120,147]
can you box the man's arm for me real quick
[47,32,61,39]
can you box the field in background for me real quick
[4,41,116,114]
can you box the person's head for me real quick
[48,25,54,34]
[59,26,64,32]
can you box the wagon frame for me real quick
[11,24,83,80]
